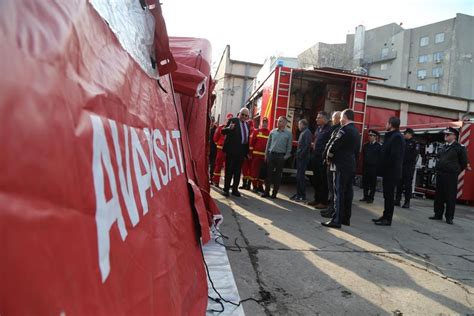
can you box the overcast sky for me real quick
[163,0,474,66]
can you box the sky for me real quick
[163,0,474,67]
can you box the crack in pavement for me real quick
[373,252,474,296]
[229,204,284,316]
[413,229,474,254]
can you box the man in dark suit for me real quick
[360,129,381,203]
[221,107,251,197]
[322,109,360,229]
[373,117,405,226]
[395,128,419,208]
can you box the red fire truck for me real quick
[247,65,474,203]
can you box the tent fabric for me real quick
[0,1,208,314]
[170,37,222,226]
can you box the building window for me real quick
[381,47,389,58]
[416,84,425,91]
[432,67,443,77]
[380,63,388,70]
[431,83,439,92]
[420,36,429,47]
[433,52,444,63]
[418,54,432,63]
[417,69,427,79]
[435,33,445,44]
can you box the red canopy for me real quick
[0,1,211,314]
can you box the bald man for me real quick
[221,107,251,197]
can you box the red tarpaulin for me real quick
[170,37,222,226]
[0,1,211,314]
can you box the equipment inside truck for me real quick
[289,70,351,136]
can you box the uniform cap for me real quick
[226,113,234,119]
[443,127,459,137]
[368,129,379,136]
[403,128,415,135]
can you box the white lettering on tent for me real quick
[171,130,185,174]
[90,115,184,283]
[109,120,139,226]
[153,129,169,185]
[166,130,180,179]
[131,127,151,215]
[91,115,128,283]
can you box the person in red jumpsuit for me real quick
[212,113,233,187]
[239,120,255,190]
[250,117,270,193]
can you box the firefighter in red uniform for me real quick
[250,117,270,192]
[212,113,233,187]
[240,120,255,190]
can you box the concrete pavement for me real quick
[211,184,474,315]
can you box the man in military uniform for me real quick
[360,130,381,204]
[322,109,360,229]
[429,127,469,224]
[373,117,404,226]
[395,128,420,208]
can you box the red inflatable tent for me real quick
[0,0,217,314]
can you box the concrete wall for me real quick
[452,13,474,99]
[212,46,262,123]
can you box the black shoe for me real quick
[320,210,334,218]
[232,190,241,197]
[402,202,410,209]
[371,216,384,222]
[394,200,401,207]
[261,192,270,198]
[290,194,298,200]
[446,218,453,225]
[257,186,265,193]
[429,216,442,220]
[222,190,230,197]
[360,198,368,202]
[374,218,391,226]
[321,221,341,229]
[366,199,374,204]
[252,188,259,193]
[342,220,350,226]
[270,192,277,199]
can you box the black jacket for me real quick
[327,123,360,173]
[403,138,419,167]
[323,123,341,163]
[436,142,468,174]
[378,130,404,179]
[221,117,250,157]
[362,141,381,168]
[296,128,312,160]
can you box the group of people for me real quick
[209,107,470,228]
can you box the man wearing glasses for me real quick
[221,108,251,197]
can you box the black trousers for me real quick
[331,170,354,225]
[224,154,244,192]
[327,167,336,213]
[382,177,398,222]
[362,165,377,200]
[434,172,458,220]
[312,158,328,204]
[396,166,415,202]
[265,152,285,194]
